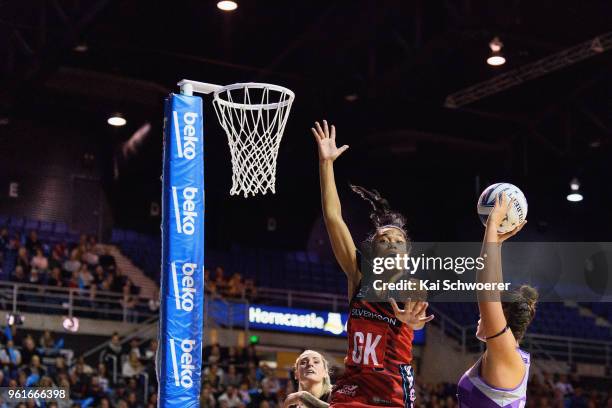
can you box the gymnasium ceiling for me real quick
[0,0,611,244]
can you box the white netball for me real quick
[477,183,528,233]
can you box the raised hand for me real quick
[311,120,349,162]
[488,193,527,243]
[390,298,434,329]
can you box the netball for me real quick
[477,183,528,233]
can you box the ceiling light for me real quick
[217,1,238,11]
[489,37,503,52]
[74,43,88,53]
[569,177,580,191]
[487,52,506,66]
[107,113,127,127]
[344,93,359,102]
[567,177,583,202]
[487,37,506,66]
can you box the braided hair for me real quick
[349,184,409,243]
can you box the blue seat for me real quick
[37,230,54,241]
[54,222,68,234]
[307,252,320,263]
[24,218,39,231]
[111,229,125,243]
[67,232,80,243]
[9,216,24,230]
[39,221,54,232]
[125,230,138,242]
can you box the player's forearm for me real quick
[478,220,503,302]
[300,392,330,408]
[319,159,343,220]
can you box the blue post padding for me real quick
[158,93,205,408]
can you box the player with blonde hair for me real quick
[284,350,332,408]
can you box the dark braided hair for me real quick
[349,184,409,243]
[502,285,539,341]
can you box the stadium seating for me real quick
[432,302,611,341]
[6,220,608,342]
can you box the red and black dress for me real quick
[329,278,416,408]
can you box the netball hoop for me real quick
[178,79,295,198]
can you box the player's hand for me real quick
[284,391,306,408]
[497,220,527,243]
[311,120,349,162]
[390,298,434,329]
[487,192,513,227]
[487,193,527,243]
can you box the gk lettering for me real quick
[351,331,382,366]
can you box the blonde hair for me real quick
[294,350,332,398]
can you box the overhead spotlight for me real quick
[569,177,580,191]
[344,93,359,102]
[217,1,238,11]
[74,42,88,53]
[567,177,583,202]
[107,113,127,127]
[588,139,601,148]
[487,37,506,66]
[63,316,80,332]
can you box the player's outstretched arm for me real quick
[478,193,526,360]
[312,120,360,297]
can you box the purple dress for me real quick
[457,349,530,407]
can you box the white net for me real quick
[212,83,294,197]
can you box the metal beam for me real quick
[366,129,505,152]
[445,32,612,108]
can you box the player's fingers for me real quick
[314,121,325,138]
[405,300,417,314]
[311,128,322,142]
[507,197,516,212]
[323,120,330,138]
[511,220,527,236]
[331,124,336,139]
[414,301,428,317]
[337,145,349,155]
[389,298,404,315]
[414,301,427,315]
[419,314,435,323]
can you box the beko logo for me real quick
[171,262,198,312]
[171,186,199,235]
[173,111,199,160]
[169,338,196,389]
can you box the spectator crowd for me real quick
[0,225,609,407]
[204,267,257,302]
[0,229,149,321]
